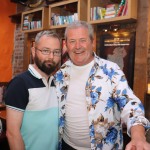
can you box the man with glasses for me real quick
[5,30,61,150]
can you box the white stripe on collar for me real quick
[28,64,42,79]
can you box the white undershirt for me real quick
[63,60,94,150]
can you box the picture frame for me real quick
[98,32,136,89]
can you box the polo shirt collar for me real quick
[28,64,42,79]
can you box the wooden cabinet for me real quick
[87,0,137,24]
[21,7,49,33]
[49,0,87,29]
[20,0,137,31]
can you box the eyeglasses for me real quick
[35,47,61,56]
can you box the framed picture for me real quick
[98,32,136,89]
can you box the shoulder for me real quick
[16,70,32,80]
[94,55,125,81]
[6,71,31,89]
[95,55,120,70]
[56,60,72,74]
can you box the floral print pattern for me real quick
[54,54,150,150]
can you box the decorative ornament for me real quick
[11,0,44,8]
[28,0,44,8]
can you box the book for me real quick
[117,5,124,16]
[122,0,128,16]
[99,8,106,19]
[117,0,126,16]
[105,4,119,12]
[104,14,116,19]
[104,3,118,19]
[90,7,106,20]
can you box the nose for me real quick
[75,41,81,49]
[48,51,54,58]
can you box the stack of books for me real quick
[90,7,106,20]
[51,13,78,26]
[104,4,119,19]
[22,14,42,30]
[22,15,30,30]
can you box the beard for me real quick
[34,55,59,75]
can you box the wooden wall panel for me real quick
[133,0,150,102]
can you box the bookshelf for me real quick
[19,0,138,71]
[20,0,137,31]
[21,7,49,33]
[9,13,22,24]
[87,0,137,24]
[49,0,87,29]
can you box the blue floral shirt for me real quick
[54,54,150,150]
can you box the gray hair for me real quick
[35,30,61,46]
[64,21,94,41]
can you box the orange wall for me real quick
[0,1,16,82]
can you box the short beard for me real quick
[34,55,59,75]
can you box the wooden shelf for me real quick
[20,0,138,31]
[49,0,87,29]
[87,0,137,25]
[21,7,49,33]
[9,13,22,24]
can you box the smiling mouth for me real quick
[74,50,84,54]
